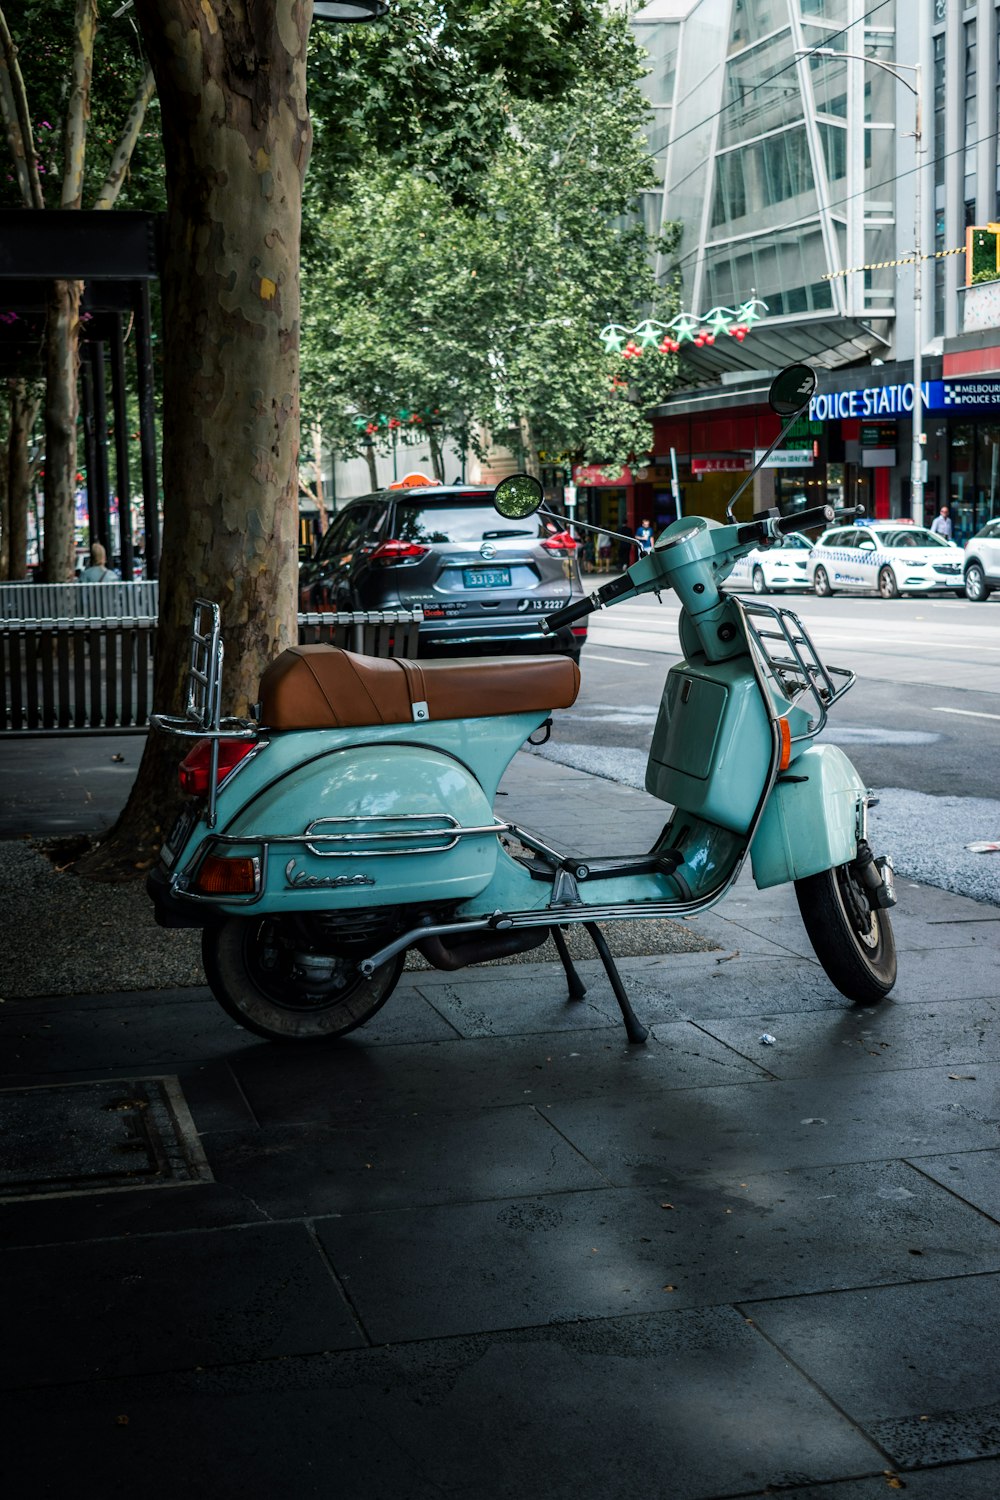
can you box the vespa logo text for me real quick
[285,860,376,890]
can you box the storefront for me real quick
[651,360,1000,543]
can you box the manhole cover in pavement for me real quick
[0,1076,213,1201]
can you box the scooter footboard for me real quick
[750,743,866,889]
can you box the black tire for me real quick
[794,863,896,1004]
[813,566,833,597]
[965,563,992,602]
[877,566,899,600]
[752,566,767,594]
[202,915,404,1041]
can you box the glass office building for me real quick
[624,0,1000,538]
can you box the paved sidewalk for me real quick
[2,737,1000,1497]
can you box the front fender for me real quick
[750,744,866,889]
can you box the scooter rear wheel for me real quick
[794,862,896,1004]
[202,915,405,1041]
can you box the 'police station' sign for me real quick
[810,378,1000,421]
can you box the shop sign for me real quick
[939,378,1000,410]
[691,458,750,473]
[810,378,1000,423]
[809,383,931,420]
[572,463,633,486]
[753,449,814,469]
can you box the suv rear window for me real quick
[394,498,546,545]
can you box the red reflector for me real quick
[541,531,579,553]
[194,855,257,895]
[179,739,256,797]
[369,538,429,565]
[571,626,588,638]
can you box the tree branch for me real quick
[61,0,98,211]
[0,6,44,207]
[92,67,156,210]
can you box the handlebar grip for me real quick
[543,594,598,633]
[773,504,834,535]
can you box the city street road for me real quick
[536,589,1000,903]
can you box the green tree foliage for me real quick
[0,1,163,213]
[302,3,679,479]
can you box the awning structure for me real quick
[667,312,892,386]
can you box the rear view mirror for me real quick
[769,364,817,417]
[494,473,543,520]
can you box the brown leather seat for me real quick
[259,646,581,730]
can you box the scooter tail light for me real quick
[369,538,429,565]
[778,717,792,771]
[179,739,256,797]
[193,855,258,895]
[570,626,588,638]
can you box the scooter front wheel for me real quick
[794,863,896,1004]
[202,916,405,1041]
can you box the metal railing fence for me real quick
[1,609,422,734]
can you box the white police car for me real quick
[808,521,964,598]
[725,531,813,593]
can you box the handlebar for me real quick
[543,571,635,633]
[737,502,866,547]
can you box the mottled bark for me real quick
[364,441,379,491]
[78,0,311,878]
[7,378,36,578]
[41,279,82,582]
[61,0,97,211]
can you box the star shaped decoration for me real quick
[600,324,627,354]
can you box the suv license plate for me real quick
[463,567,511,589]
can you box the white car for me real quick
[808,522,964,598]
[725,531,813,593]
[963,518,1000,601]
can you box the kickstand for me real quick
[550,925,587,1001]
[584,922,648,1045]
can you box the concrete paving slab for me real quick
[911,1147,1000,1219]
[746,1274,1000,1469]
[203,1104,607,1217]
[315,1157,1000,1344]
[3,1309,886,1500]
[227,1020,773,1130]
[0,1222,365,1390]
[542,1064,1000,1183]
[696,996,1000,1077]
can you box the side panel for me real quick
[750,744,865,889]
[180,743,498,910]
[645,658,773,833]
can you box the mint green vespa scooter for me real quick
[149,365,896,1044]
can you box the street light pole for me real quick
[796,48,925,522]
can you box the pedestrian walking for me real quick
[930,505,953,539]
[636,518,654,550]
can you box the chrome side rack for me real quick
[151,600,257,828]
[735,597,854,741]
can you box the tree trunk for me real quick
[77,0,310,880]
[41,280,82,582]
[364,441,379,491]
[7,377,36,578]
[518,413,542,479]
[310,417,327,533]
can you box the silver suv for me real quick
[963,519,1000,602]
[298,484,587,661]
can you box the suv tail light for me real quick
[541,531,578,554]
[179,738,257,796]
[369,538,429,565]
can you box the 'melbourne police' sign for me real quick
[810,378,1000,421]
